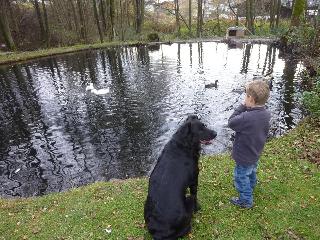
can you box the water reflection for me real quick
[0,42,305,198]
[241,43,252,74]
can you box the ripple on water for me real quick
[0,42,305,197]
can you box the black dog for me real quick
[144,115,217,240]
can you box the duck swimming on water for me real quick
[86,83,110,95]
[205,80,218,89]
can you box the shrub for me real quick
[202,19,233,37]
[147,33,160,42]
[285,22,317,55]
[303,77,320,117]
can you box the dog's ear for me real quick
[175,121,192,140]
[186,115,198,122]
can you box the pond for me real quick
[0,41,305,198]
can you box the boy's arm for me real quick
[228,104,248,132]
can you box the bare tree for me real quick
[175,0,181,36]
[77,0,88,43]
[197,0,203,38]
[275,0,281,27]
[135,0,144,33]
[189,0,192,36]
[228,0,239,26]
[246,0,255,34]
[107,0,115,40]
[92,0,104,42]
[69,0,80,39]
[270,0,276,29]
[0,0,16,50]
[42,0,50,46]
[99,0,107,34]
[33,0,47,44]
[120,0,125,40]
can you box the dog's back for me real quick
[144,140,195,239]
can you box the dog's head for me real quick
[174,115,217,147]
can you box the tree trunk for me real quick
[270,0,275,30]
[312,1,320,50]
[49,0,60,25]
[110,0,115,40]
[249,0,255,34]
[6,0,18,34]
[41,0,50,47]
[246,0,255,34]
[316,1,320,27]
[189,0,192,36]
[33,0,46,44]
[141,0,145,27]
[156,0,159,25]
[77,0,88,43]
[135,0,143,33]
[120,0,124,40]
[70,0,80,39]
[0,1,16,50]
[92,0,104,43]
[175,0,180,36]
[99,0,107,34]
[291,0,306,27]
[126,0,131,27]
[275,0,281,27]
[216,0,221,34]
[197,0,203,38]
[246,0,250,29]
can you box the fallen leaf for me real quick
[32,227,41,234]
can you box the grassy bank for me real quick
[0,37,279,67]
[0,40,149,66]
[0,118,319,240]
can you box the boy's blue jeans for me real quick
[234,162,258,205]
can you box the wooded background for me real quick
[0,0,318,51]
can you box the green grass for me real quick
[0,118,319,240]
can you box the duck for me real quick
[205,80,218,89]
[85,83,94,91]
[91,88,110,95]
[253,74,274,90]
[86,83,110,95]
[264,74,274,90]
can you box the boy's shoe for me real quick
[230,197,253,209]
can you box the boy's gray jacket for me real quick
[228,104,271,165]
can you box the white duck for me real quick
[85,83,94,91]
[86,83,110,95]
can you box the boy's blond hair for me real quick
[245,80,270,105]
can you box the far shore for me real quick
[0,37,278,66]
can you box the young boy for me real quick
[228,80,271,208]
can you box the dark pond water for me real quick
[0,42,305,198]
